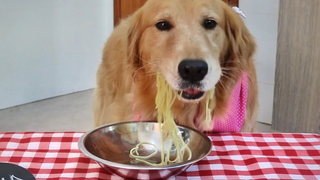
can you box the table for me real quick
[1,132,320,179]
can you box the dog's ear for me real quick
[222,5,256,67]
[126,9,144,69]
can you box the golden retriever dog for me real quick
[93,0,258,132]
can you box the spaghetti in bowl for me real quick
[78,121,212,180]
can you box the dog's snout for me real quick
[178,59,208,83]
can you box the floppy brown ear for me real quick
[218,5,258,132]
[93,8,146,127]
[222,5,256,67]
[213,4,257,122]
[125,9,144,69]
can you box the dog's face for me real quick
[129,0,254,103]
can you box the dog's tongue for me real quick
[184,88,201,95]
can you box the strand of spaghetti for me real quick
[156,73,191,164]
[205,89,215,124]
[130,72,215,166]
[129,142,158,160]
[155,73,182,164]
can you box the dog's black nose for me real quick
[178,59,208,83]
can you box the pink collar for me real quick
[134,72,248,133]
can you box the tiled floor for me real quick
[0,90,94,132]
[0,90,277,132]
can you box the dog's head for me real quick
[126,0,256,103]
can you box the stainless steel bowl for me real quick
[78,121,212,180]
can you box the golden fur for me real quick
[93,0,258,132]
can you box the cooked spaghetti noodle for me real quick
[130,73,215,166]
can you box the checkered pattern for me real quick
[1,132,319,179]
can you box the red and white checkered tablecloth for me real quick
[0,132,320,180]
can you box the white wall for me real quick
[0,0,113,109]
[239,0,279,124]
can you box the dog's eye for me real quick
[203,19,217,30]
[155,20,172,31]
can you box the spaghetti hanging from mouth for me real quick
[130,72,216,166]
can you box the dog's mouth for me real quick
[177,88,205,100]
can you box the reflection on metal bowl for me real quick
[78,121,212,180]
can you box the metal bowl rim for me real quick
[78,121,212,170]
